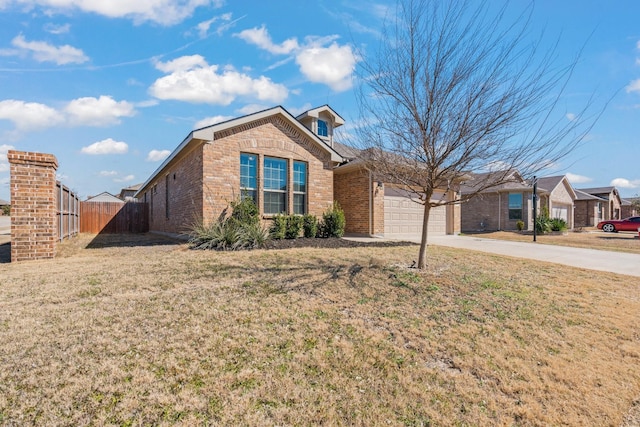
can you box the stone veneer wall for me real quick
[8,150,59,262]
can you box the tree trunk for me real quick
[417,203,431,269]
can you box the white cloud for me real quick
[44,23,70,34]
[566,173,592,184]
[566,113,576,121]
[0,144,16,172]
[235,25,299,55]
[1,0,222,26]
[196,12,233,38]
[65,96,136,126]
[0,99,65,132]
[99,170,118,177]
[81,138,128,155]
[285,103,312,116]
[114,174,135,183]
[149,55,288,105]
[236,104,268,115]
[627,78,640,94]
[235,25,359,92]
[610,178,640,189]
[7,34,88,65]
[146,149,171,162]
[194,115,233,129]
[296,41,357,91]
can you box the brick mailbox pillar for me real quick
[8,150,59,262]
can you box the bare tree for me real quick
[355,0,600,269]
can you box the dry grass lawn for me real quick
[1,233,639,426]
[463,230,640,254]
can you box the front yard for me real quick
[0,233,639,425]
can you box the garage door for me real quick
[384,188,447,238]
[551,205,568,222]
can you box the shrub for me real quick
[270,214,287,240]
[285,215,303,239]
[303,214,318,238]
[516,220,525,231]
[229,197,259,227]
[188,218,241,250]
[237,221,270,249]
[1,205,9,216]
[535,216,552,234]
[550,217,567,232]
[318,202,346,238]
[188,197,268,250]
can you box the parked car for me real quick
[597,216,640,232]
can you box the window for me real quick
[508,193,523,220]
[263,157,287,214]
[317,119,328,137]
[240,153,257,203]
[293,161,307,214]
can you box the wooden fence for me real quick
[80,201,149,234]
[57,181,80,241]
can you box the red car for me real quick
[597,216,640,232]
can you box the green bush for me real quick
[188,197,268,250]
[285,215,303,239]
[188,219,241,250]
[270,214,287,240]
[535,216,552,234]
[1,205,9,216]
[516,220,525,231]
[550,217,567,232]
[229,197,259,227]
[303,214,318,238]
[318,202,346,238]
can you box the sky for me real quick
[0,0,639,201]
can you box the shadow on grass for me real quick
[85,233,185,249]
[0,242,9,263]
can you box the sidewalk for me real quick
[345,234,640,277]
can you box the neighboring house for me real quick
[621,199,639,218]
[576,187,622,221]
[85,192,125,203]
[573,189,605,227]
[460,171,534,232]
[118,183,142,201]
[535,175,576,229]
[460,173,576,232]
[134,105,461,238]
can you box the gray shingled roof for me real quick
[332,141,361,160]
[574,189,605,201]
[535,175,564,193]
[577,186,615,195]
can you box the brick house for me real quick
[620,199,638,219]
[575,187,622,222]
[535,176,576,229]
[460,173,576,232]
[135,105,460,238]
[573,189,605,227]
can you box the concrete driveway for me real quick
[429,235,640,277]
[346,233,640,277]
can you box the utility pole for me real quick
[532,176,538,242]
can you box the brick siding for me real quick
[334,168,371,234]
[7,150,59,261]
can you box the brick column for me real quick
[8,150,59,262]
